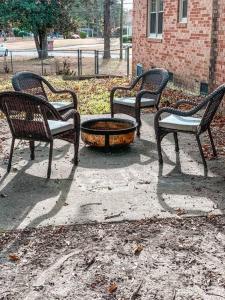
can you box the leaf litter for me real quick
[1,217,225,299]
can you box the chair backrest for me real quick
[136,68,169,104]
[12,72,48,99]
[0,92,57,141]
[200,84,225,132]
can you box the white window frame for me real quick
[179,0,188,23]
[148,0,164,39]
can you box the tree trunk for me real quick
[120,0,123,60]
[103,0,111,59]
[34,31,48,59]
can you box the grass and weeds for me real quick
[0,76,129,115]
[0,75,202,115]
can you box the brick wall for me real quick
[214,0,225,86]
[212,0,225,109]
[132,0,213,92]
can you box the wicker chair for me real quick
[154,84,225,169]
[12,72,78,114]
[110,68,169,136]
[0,91,80,178]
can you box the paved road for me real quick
[9,50,126,59]
[7,43,132,59]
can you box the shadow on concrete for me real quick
[0,143,76,230]
[156,151,225,216]
[79,137,175,169]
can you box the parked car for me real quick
[71,34,80,39]
[0,44,8,56]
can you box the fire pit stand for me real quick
[81,118,137,150]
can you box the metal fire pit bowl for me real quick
[81,118,137,149]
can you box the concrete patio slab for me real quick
[0,113,225,230]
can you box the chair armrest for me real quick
[110,86,132,104]
[154,97,208,128]
[63,109,80,128]
[42,78,78,110]
[110,75,142,100]
[154,107,196,130]
[135,89,160,109]
[174,99,198,108]
[111,85,132,94]
[44,100,64,120]
[136,89,159,101]
[60,109,80,122]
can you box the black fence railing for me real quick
[0,46,132,78]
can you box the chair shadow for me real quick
[0,142,76,230]
[156,153,225,216]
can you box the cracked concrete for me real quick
[0,113,225,230]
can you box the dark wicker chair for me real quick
[12,72,78,114]
[110,68,169,136]
[154,84,225,169]
[0,91,80,178]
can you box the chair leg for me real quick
[111,110,114,118]
[47,141,53,179]
[208,127,217,157]
[110,103,114,118]
[174,133,179,152]
[136,109,141,137]
[196,135,207,169]
[29,141,35,160]
[7,138,15,173]
[74,128,80,165]
[156,130,163,164]
[137,121,142,137]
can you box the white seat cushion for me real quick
[50,102,73,111]
[159,115,201,132]
[48,120,74,135]
[113,97,156,108]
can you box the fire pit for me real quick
[81,118,137,149]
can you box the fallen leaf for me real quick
[8,254,20,262]
[176,208,186,216]
[133,244,144,255]
[207,212,216,220]
[108,282,118,294]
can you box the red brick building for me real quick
[132,0,225,93]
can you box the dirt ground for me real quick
[0,55,130,77]
[1,216,225,300]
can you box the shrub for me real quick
[12,28,20,37]
[18,30,30,37]
[79,31,87,39]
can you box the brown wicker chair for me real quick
[154,84,225,169]
[12,72,78,114]
[110,68,169,136]
[0,91,80,178]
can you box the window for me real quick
[149,0,164,38]
[179,0,188,23]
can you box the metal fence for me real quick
[0,46,132,78]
